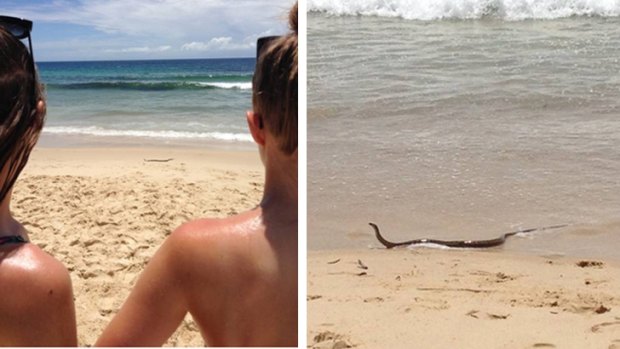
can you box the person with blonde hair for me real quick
[97,2,298,346]
[0,16,77,346]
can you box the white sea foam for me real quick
[44,126,253,142]
[197,82,252,90]
[396,232,537,250]
[406,243,454,250]
[514,232,535,239]
[308,0,620,20]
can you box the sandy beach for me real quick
[309,249,620,349]
[307,10,620,348]
[12,145,263,346]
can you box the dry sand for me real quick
[309,249,620,349]
[12,146,263,346]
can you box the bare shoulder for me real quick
[0,243,73,315]
[167,211,266,272]
[0,244,73,307]
[171,211,263,249]
[0,244,76,346]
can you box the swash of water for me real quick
[308,6,620,260]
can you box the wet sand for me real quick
[309,249,620,349]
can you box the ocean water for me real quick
[37,58,255,147]
[307,1,620,260]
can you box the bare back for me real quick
[182,211,298,346]
[0,243,77,346]
[96,208,298,347]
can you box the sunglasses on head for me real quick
[0,15,37,99]
[0,15,33,55]
[256,35,281,60]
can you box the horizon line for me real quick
[37,56,255,64]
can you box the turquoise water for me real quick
[38,58,255,146]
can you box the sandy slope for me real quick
[13,147,263,346]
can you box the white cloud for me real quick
[106,45,172,53]
[0,0,295,60]
[181,37,252,52]
[12,0,292,39]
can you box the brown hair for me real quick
[0,27,45,203]
[252,2,298,155]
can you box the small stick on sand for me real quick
[144,158,174,163]
[357,259,368,270]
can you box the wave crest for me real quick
[308,0,620,20]
[47,81,252,91]
[44,126,253,142]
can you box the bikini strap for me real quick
[0,235,28,245]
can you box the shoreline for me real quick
[309,248,620,349]
[37,132,256,152]
[309,219,620,264]
[15,146,263,346]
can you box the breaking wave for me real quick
[308,0,620,20]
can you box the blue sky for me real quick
[0,0,294,61]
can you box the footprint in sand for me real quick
[577,260,604,268]
[592,321,620,333]
[469,270,518,284]
[608,339,620,349]
[311,331,353,349]
[363,296,384,303]
[403,297,449,312]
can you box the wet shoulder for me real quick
[0,244,77,346]
[171,211,263,247]
[167,212,268,275]
[0,244,72,308]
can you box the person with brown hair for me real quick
[96,2,298,347]
[0,16,77,346]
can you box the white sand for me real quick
[309,249,620,349]
[13,147,263,346]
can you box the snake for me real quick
[369,222,568,249]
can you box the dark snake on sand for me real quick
[369,222,568,249]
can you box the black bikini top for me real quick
[0,235,28,245]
